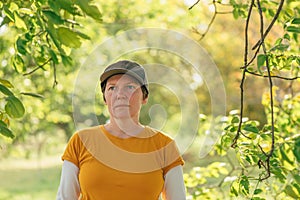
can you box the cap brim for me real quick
[100,69,145,85]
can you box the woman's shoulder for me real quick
[144,126,174,142]
[76,125,102,135]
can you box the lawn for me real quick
[0,156,62,200]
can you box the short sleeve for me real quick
[62,133,82,167]
[162,140,184,175]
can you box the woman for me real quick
[56,60,186,200]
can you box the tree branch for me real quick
[245,69,300,80]
[231,0,255,148]
[190,0,232,41]
[23,58,52,76]
[256,0,275,181]
[252,0,285,50]
[52,62,58,88]
[189,0,201,10]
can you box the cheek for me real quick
[104,92,112,105]
[129,91,144,102]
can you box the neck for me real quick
[105,117,144,138]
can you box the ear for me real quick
[102,92,107,104]
[142,96,148,104]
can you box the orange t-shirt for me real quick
[62,125,184,200]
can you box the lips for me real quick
[114,104,130,108]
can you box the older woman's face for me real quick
[104,74,147,120]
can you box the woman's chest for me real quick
[78,156,164,199]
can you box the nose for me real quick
[115,87,127,99]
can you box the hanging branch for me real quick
[240,0,285,69]
[232,0,286,151]
[189,0,201,10]
[23,58,52,76]
[252,0,285,50]
[256,0,276,181]
[231,0,255,148]
[245,69,300,80]
[53,63,58,88]
[190,0,232,40]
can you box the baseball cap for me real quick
[100,60,149,95]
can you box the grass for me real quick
[0,156,62,200]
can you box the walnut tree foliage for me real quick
[185,0,299,199]
[0,0,299,199]
[0,0,101,139]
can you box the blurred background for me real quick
[0,0,299,199]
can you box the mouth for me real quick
[114,105,130,109]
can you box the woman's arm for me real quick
[162,165,186,200]
[56,160,81,200]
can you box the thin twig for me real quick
[240,0,285,69]
[231,0,255,148]
[256,0,276,181]
[199,1,218,40]
[252,0,285,50]
[52,63,58,88]
[245,69,300,80]
[23,58,52,76]
[240,47,261,69]
[190,0,232,41]
[189,0,201,10]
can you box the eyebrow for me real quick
[106,80,139,85]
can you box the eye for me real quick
[107,86,116,91]
[127,85,136,90]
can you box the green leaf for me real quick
[294,174,300,184]
[271,167,286,182]
[20,92,44,99]
[0,120,14,139]
[18,8,34,15]
[254,188,263,195]
[285,185,299,199]
[287,26,300,34]
[283,33,290,40]
[231,116,239,123]
[232,8,239,19]
[48,49,59,64]
[280,145,294,165]
[57,27,82,48]
[293,139,300,162]
[12,54,24,72]
[43,10,64,24]
[5,96,25,118]
[3,6,14,22]
[252,197,265,200]
[61,55,73,66]
[75,0,102,21]
[243,124,259,133]
[76,31,91,40]
[16,36,28,55]
[240,176,250,195]
[57,0,81,16]
[273,44,290,52]
[13,11,27,30]
[229,126,237,132]
[257,54,266,73]
[0,84,14,96]
[46,26,62,52]
[0,120,7,127]
[291,18,300,24]
[0,15,11,27]
[0,79,14,88]
[274,38,282,46]
[230,181,239,197]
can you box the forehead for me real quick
[106,74,139,84]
